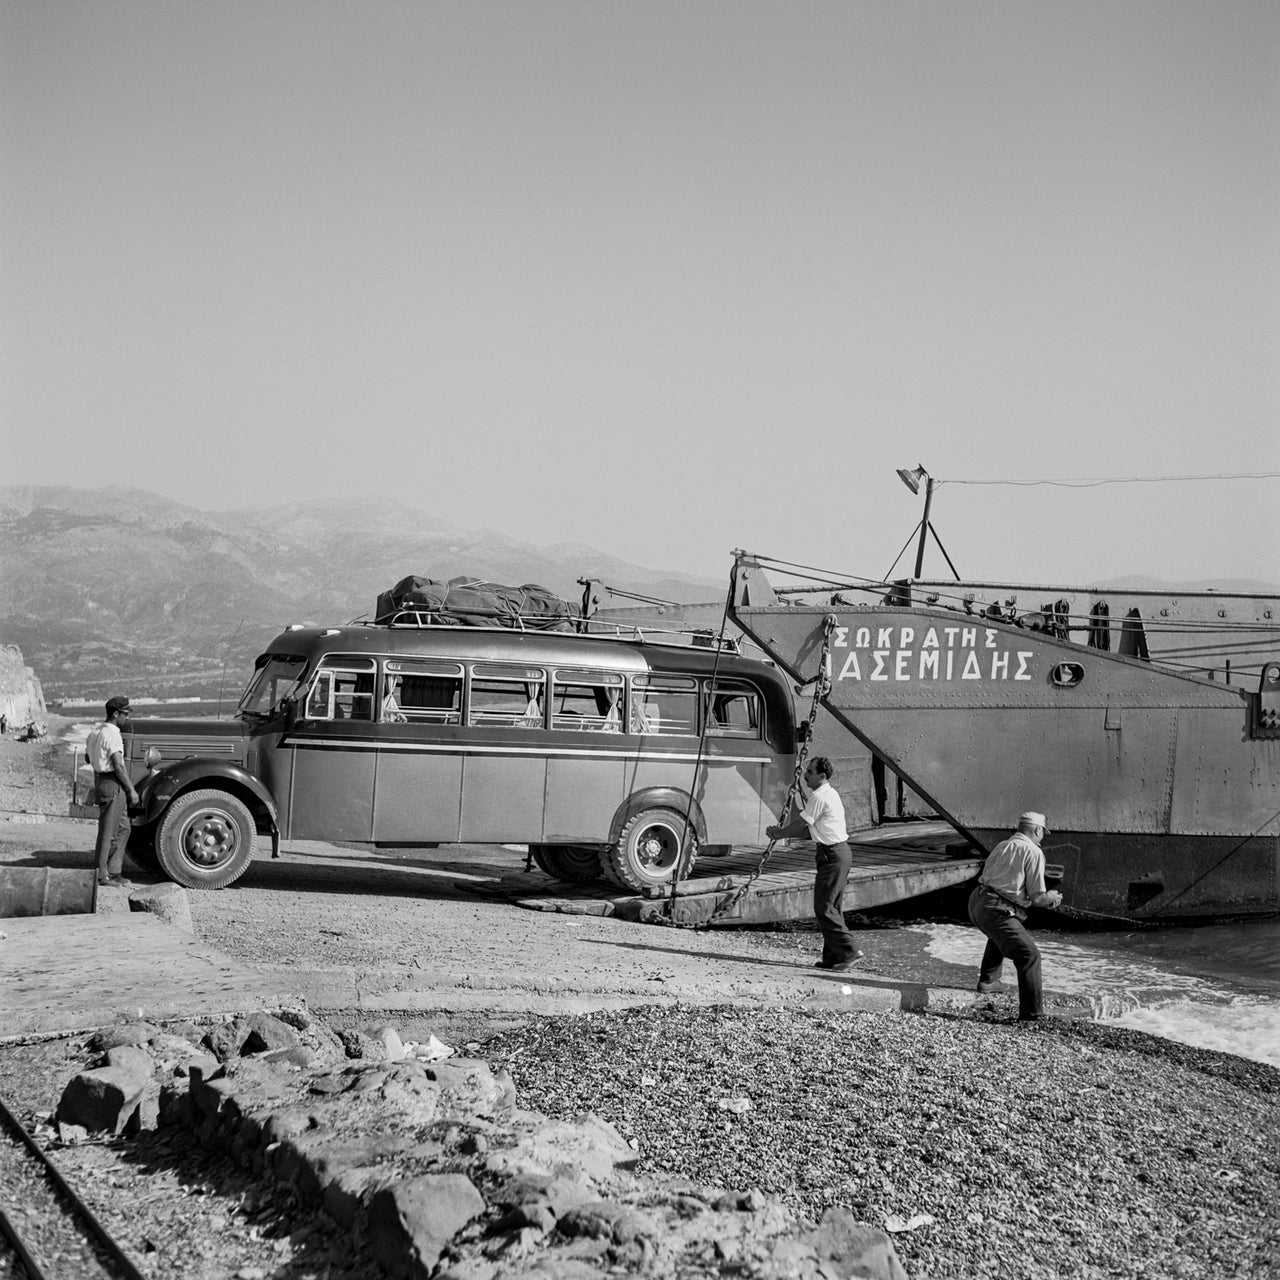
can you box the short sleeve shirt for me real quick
[979,832,1047,909]
[86,722,124,774]
[799,781,848,845]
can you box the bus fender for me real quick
[135,759,280,835]
[609,789,707,846]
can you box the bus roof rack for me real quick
[358,608,743,653]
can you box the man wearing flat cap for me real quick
[969,811,1062,1021]
[84,696,140,887]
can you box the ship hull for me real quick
[971,829,1279,924]
[730,584,1280,924]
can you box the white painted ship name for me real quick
[830,625,1035,682]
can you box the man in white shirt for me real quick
[767,757,865,972]
[84,695,140,887]
[969,811,1063,1021]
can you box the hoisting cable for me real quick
[661,572,738,918]
[682,614,838,928]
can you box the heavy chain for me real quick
[690,615,837,927]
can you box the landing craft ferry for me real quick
[118,612,797,892]
[729,552,1280,924]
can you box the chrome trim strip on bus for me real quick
[282,737,767,765]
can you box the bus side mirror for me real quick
[281,696,298,728]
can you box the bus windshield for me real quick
[237,654,307,718]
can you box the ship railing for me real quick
[735,551,1280,684]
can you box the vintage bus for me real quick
[120,617,798,892]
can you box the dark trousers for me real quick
[94,776,131,878]
[969,886,1043,1018]
[814,841,859,964]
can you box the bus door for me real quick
[288,656,378,840]
[624,674,770,845]
[543,668,627,840]
[702,679,770,843]
[459,663,549,842]
[372,659,465,842]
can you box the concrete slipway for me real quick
[0,817,1034,1041]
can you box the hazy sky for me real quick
[3,1,1277,586]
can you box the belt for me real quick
[978,882,1027,912]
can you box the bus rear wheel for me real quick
[604,808,699,892]
[529,844,605,883]
[156,789,256,889]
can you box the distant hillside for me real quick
[0,486,722,702]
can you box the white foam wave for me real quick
[1097,997,1280,1070]
[920,924,1280,1069]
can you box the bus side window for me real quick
[469,665,546,729]
[305,670,333,719]
[334,672,374,721]
[552,669,624,731]
[630,676,697,736]
[383,661,464,724]
[707,684,761,738]
[304,658,376,722]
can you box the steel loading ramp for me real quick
[466,821,982,927]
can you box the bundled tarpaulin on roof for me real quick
[375,575,575,630]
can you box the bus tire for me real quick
[126,821,160,872]
[529,844,605,883]
[156,789,256,890]
[604,808,699,892]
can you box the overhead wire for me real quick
[941,470,1280,488]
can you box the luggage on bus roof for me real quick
[375,575,575,630]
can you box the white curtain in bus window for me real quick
[551,669,624,731]
[384,660,464,723]
[629,675,698,736]
[305,657,377,721]
[468,664,546,728]
[706,680,761,738]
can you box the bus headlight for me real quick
[145,747,162,770]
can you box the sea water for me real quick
[922,918,1280,1069]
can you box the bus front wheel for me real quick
[126,821,159,872]
[529,844,605,883]
[604,808,699,892]
[156,789,256,890]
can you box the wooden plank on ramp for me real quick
[0,913,294,1038]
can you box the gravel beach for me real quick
[486,1005,1280,1279]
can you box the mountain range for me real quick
[0,486,723,703]
[4,486,1277,706]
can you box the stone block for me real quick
[324,1164,395,1230]
[803,1208,909,1280]
[558,1199,658,1245]
[241,1011,301,1055]
[92,1021,160,1051]
[105,1044,155,1078]
[374,1024,406,1061]
[424,1059,506,1116]
[56,1064,148,1136]
[185,1055,221,1085]
[127,883,193,932]
[502,1112,634,1183]
[262,1105,323,1145]
[368,1174,486,1279]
